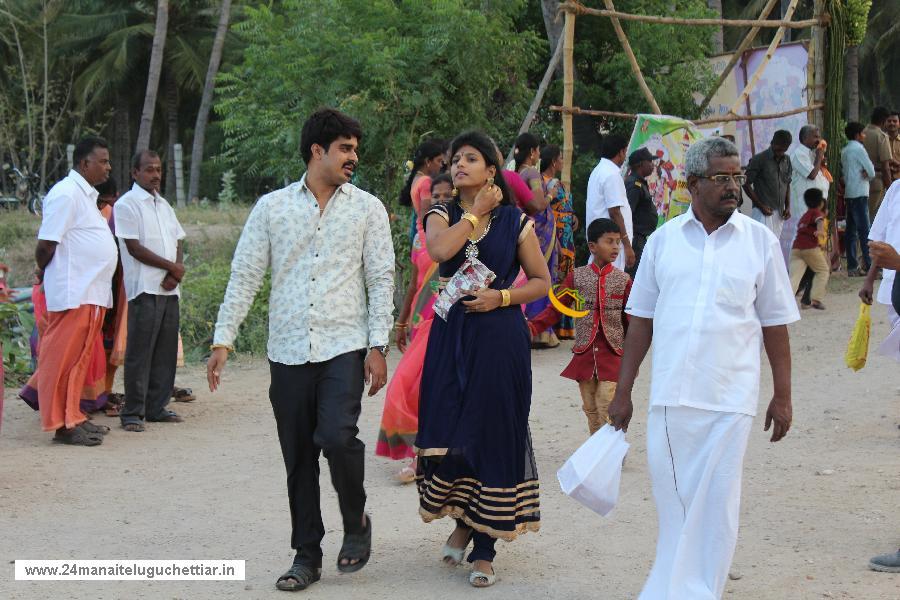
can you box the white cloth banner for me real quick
[557,425,629,517]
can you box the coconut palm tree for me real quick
[136,0,169,153]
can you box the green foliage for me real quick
[217,169,237,207]
[1,301,35,381]
[845,0,872,47]
[824,0,848,221]
[179,234,271,358]
[216,0,542,198]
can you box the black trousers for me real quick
[122,294,179,424]
[269,350,367,566]
[627,232,649,279]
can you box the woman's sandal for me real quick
[275,563,321,591]
[469,568,497,588]
[53,426,103,446]
[336,514,371,573]
[441,528,473,566]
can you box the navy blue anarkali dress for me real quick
[415,201,540,542]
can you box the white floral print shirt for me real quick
[213,175,395,365]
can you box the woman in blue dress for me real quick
[416,131,551,588]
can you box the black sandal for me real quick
[53,426,103,446]
[275,563,321,591]
[337,514,371,573]
[80,420,110,435]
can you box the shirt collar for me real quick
[298,173,352,197]
[69,170,98,200]
[130,181,161,202]
[591,262,614,277]
[680,204,745,233]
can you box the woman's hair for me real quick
[399,138,447,206]
[513,132,540,171]
[449,131,513,206]
[430,172,453,192]
[540,144,561,173]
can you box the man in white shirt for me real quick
[608,137,799,599]
[207,109,395,591]
[861,179,900,340]
[586,134,635,270]
[32,136,118,446]
[114,150,186,431]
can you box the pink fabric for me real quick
[503,170,533,209]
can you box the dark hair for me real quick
[513,132,540,171]
[844,121,866,140]
[449,131,513,206]
[587,218,620,242]
[871,106,890,125]
[888,108,900,119]
[540,144,561,172]
[73,136,109,166]
[600,134,628,160]
[300,108,363,164]
[399,138,447,207]
[772,130,793,147]
[94,176,117,197]
[131,149,160,171]
[803,187,825,209]
[430,172,453,192]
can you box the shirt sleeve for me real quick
[878,135,893,164]
[745,154,761,187]
[869,182,898,242]
[625,229,660,318]
[603,171,627,210]
[172,209,187,241]
[791,150,814,180]
[626,179,641,212]
[113,200,140,240]
[363,197,396,348]
[213,200,272,348]
[585,168,601,226]
[37,190,76,243]
[755,235,801,327]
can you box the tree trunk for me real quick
[136,0,169,153]
[165,72,178,201]
[113,96,131,190]
[845,45,859,122]
[708,0,724,53]
[540,0,563,58]
[188,0,232,204]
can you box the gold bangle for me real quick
[210,343,233,353]
[461,212,479,231]
[394,322,409,329]
[500,289,511,307]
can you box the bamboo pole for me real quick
[561,10,575,191]
[698,0,780,114]
[505,35,566,165]
[602,0,661,115]
[550,103,823,124]
[725,0,799,118]
[812,0,826,129]
[558,1,824,29]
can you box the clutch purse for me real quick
[433,256,496,320]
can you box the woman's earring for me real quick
[452,187,458,197]
[487,176,494,186]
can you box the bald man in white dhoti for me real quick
[608,137,800,599]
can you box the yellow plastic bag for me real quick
[845,303,871,371]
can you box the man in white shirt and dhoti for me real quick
[608,137,800,599]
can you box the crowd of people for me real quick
[3,104,899,596]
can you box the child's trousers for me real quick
[577,377,616,434]
[789,247,829,303]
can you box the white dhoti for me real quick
[878,305,900,361]
[639,406,753,600]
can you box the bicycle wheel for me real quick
[28,194,43,215]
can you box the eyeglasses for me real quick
[700,173,746,186]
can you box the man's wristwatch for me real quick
[370,345,389,358]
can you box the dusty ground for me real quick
[1,283,898,600]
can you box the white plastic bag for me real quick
[557,425,629,517]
